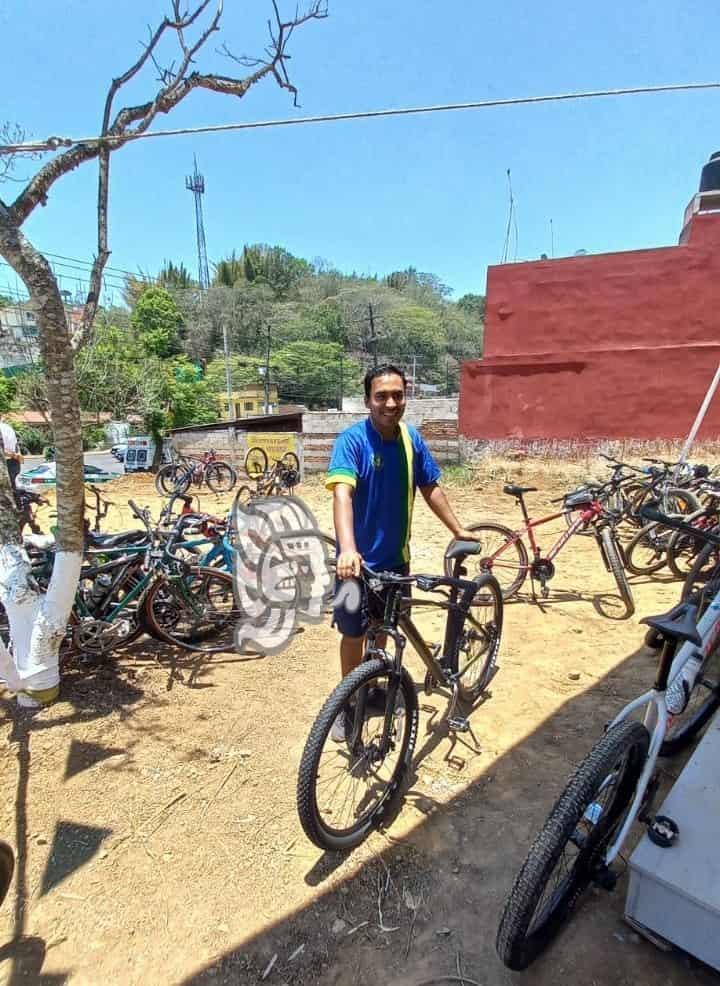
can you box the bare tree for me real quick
[0,0,327,706]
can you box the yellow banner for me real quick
[247,432,299,462]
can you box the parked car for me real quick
[16,462,120,490]
[110,443,127,462]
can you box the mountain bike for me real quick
[444,483,634,617]
[496,505,720,971]
[155,449,237,496]
[296,545,503,851]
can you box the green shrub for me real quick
[14,423,51,454]
[82,424,107,450]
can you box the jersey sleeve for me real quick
[413,431,441,487]
[326,431,361,490]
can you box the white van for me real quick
[124,436,156,472]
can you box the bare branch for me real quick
[221,0,328,107]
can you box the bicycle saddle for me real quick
[640,601,701,646]
[85,529,147,548]
[445,540,481,560]
[503,484,538,497]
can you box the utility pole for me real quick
[222,319,233,419]
[338,352,344,410]
[411,355,417,400]
[368,303,378,367]
[264,323,271,414]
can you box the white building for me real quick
[0,302,40,370]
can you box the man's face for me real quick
[366,373,406,433]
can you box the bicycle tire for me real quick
[456,575,503,700]
[681,541,720,602]
[443,522,528,600]
[205,462,237,494]
[496,720,649,971]
[142,567,239,653]
[0,841,14,907]
[156,464,191,496]
[661,486,701,516]
[244,446,268,479]
[281,451,300,473]
[624,522,669,576]
[666,522,718,580]
[600,527,635,617]
[297,659,418,851]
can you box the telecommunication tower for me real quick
[185,156,210,290]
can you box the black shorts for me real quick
[332,563,410,637]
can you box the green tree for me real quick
[158,260,196,290]
[271,341,359,408]
[457,292,486,320]
[131,287,183,357]
[0,374,15,413]
[242,244,312,298]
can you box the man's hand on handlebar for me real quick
[337,549,362,579]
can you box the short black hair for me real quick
[364,364,407,400]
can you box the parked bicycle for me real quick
[155,449,237,496]
[444,482,634,616]
[496,503,720,971]
[237,447,300,502]
[296,545,503,851]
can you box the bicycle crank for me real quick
[73,618,132,656]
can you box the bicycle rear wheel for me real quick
[0,841,14,907]
[681,541,720,601]
[444,523,528,600]
[142,567,239,653]
[244,446,268,479]
[297,659,418,851]
[496,720,649,970]
[205,462,237,494]
[666,524,715,580]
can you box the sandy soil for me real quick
[0,464,716,986]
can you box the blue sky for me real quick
[0,0,718,304]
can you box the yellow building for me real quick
[217,382,279,419]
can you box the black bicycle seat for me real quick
[503,484,538,497]
[86,529,147,548]
[640,601,701,646]
[445,540,481,561]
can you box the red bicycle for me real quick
[444,482,634,617]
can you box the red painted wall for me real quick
[460,209,720,441]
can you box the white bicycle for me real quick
[496,503,720,971]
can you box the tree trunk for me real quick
[0,221,84,707]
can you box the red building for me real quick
[459,155,720,443]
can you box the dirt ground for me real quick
[0,461,717,986]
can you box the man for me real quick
[0,415,22,492]
[326,364,478,740]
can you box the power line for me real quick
[2,81,719,153]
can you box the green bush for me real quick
[82,424,107,450]
[14,423,51,455]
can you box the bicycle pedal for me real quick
[647,814,679,848]
[447,716,470,733]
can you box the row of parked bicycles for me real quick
[153,446,300,499]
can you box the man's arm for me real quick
[333,484,363,578]
[419,482,479,541]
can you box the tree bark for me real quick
[0,215,84,706]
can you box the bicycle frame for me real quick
[603,582,720,865]
[491,502,603,565]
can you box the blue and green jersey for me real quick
[326,418,441,569]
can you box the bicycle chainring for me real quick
[73,617,130,655]
[530,558,555,582]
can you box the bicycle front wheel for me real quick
[205,462,237,494]
[496,720,649,971]
[142,567,239,653]
[599,527,634,617]
[456,575,503,700]
[681,541,720,601]
[624,522,670,576]
[297,659,418,851]
[444,522,528,600]
[244,446,268,479]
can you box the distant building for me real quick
[217,382,280,419]
[0,301,86,372]
[0,302,40,370]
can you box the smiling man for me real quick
[326,364,478,741]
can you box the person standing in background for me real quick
[0,415,22,493]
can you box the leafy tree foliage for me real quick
[130,287,183,357]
